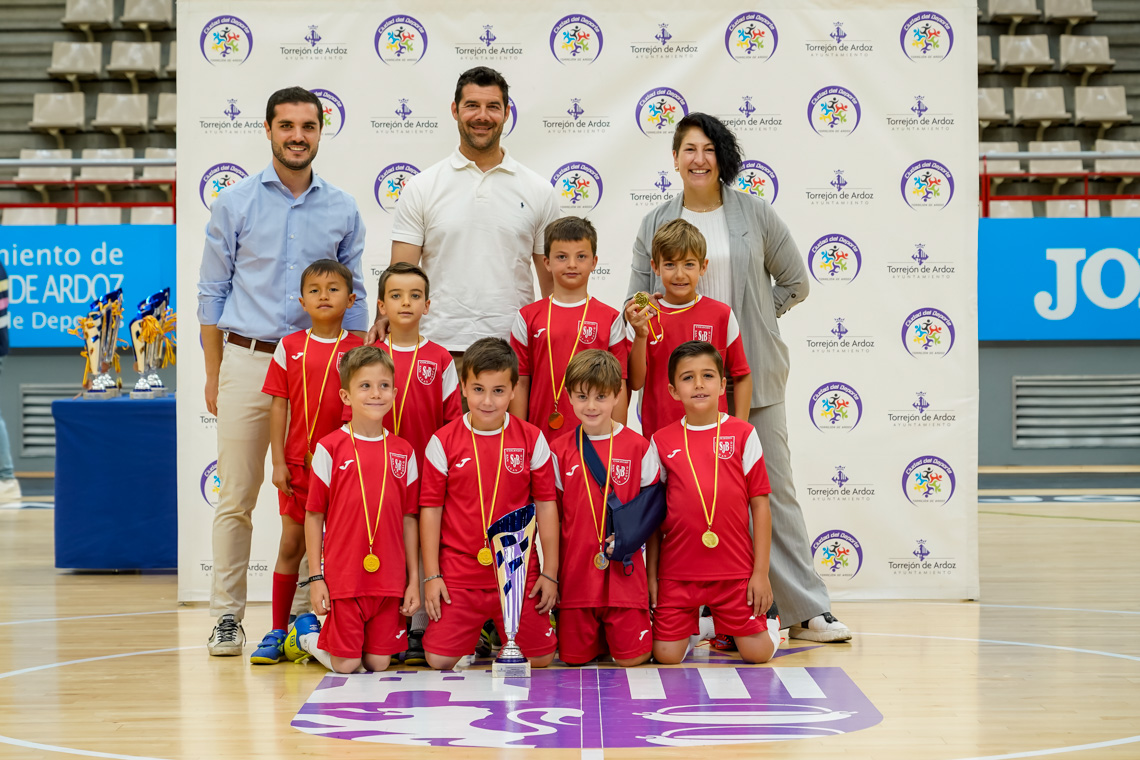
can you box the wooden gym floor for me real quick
[0,492,1137,759]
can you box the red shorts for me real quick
[317,595,406,659]
[652,578,769,641]
[558,607,652,664]
[423,586,557,659]
[278,463,309,524]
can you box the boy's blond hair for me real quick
[565,349,623,397]
[338,345,395,391]
[651,218,706,265]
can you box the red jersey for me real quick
[307,426,419,599]
[263,329,363,465]
[374,336,462,464]
[627,296,750,438]
[421,413,558,591]
[650,414,770,581]
[549,423,660,609]
[510,296,628,439]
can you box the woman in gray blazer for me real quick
[625,113,851,643]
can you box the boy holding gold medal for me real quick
[647,341,781,665]
[251,260,363,664]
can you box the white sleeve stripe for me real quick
[608,318,625,347]
[727,310,741,345]
[311,443,333,486]
[272,339,287,370]
[531,432,552,469]
[425,435,448,475]
[510,312,529,347]
[551,452,563,491]
[742,429,763,475]
[625,321,636,342]
[640,445,660,487]
[441,360,458,398]
[405,451,419,484]
[647,438,666,483]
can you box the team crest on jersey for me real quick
[579,321,599,344]
[416,360,438,385]
[389,452,409,479]
[693,324,714,342]
[336,352,345,370]
[611,458,631,486]
[504,447,526,474]
[717,436,736,459]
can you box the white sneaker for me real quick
[0,479,22,505]
[207,614,246,656]
[790,612,852,643]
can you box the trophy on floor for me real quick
[128,302,154,399]
[487,503,538,678]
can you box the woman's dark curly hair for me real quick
[671,113,743,186]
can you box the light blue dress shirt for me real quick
[197,163,368,341]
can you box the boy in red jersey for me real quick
[625,219,751,438]
[510,217,628,439]
[302,346,421,673]
[252,259,364,664]
[420,338,561,670]
[549,350,658,666]
[648,341,781,665]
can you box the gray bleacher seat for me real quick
[1028,140,1082,176]
[979,141,1023,176]
[130,207,173,224]
[91,93,149,147]
[988,200,1035,218]
[978,36,996,72]
[16,149,72,184]
[141,147,175,181]
[120,0,173,42]
[77,207,123,225]
[1059,35,1114,86]
[1074,86,1131,136]
[1013,87,1071,141]
[1043,0,1096,32]
[1045,199,1100,217]
[154,92,176,131]
[165,41,176,77]
[979,88,1010,129]
[106,42,162,93]
[78,148,134,182]
[1093,139,1140,179]
[47,42,102,91]
[999,35,1054,86]
[1109,199,1140,217]
[989,0,1041,34]
[2,208,59,226]
[29,92,85,148]
[61,0,113,42]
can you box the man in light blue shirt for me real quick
[198,86,367,656]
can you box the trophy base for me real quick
[491,659,530,678]
[83,389,110,400]
[130,389,155,399]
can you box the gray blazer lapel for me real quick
[722,188,751,316]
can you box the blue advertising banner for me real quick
[979,218,1140,341]
[1,225,176,348]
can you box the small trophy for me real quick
[487,503,538,678]
[144,288,171,397]
[128,303,154,399]
[81,302,108,399]
[99,289,124,396]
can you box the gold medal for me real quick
[634,291,650,309]
[593,551,609,570]
[363,553,380,572]
[348,422,389,581]
[702,530,719,549]
[304,451,313,467]
[477,546,495,566]
[548,411,564,430]
[685,415,723,553]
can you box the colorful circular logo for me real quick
[635,87,689,137]
[811,530,863,579]
[375,15,428,65]
[200,460,221,508]
[551,161,603,213]
[901,307,955,358]
[808,86,861,136]
[809,381,863,432]
[901,159,954,209]
[374,162,420,213]
[733,160,778,204]
[808,234,862,284]
[199,162,247,210]
[900,12,953,61]
[902,455,956,506]
[724,12,778,62]
[200,16,253,65]
[311,88,346,138]
[550,14,603,64]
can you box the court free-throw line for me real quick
[773,666,826,699]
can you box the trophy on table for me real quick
[77,290,124,399]
[487,503,538,678]
[130,289,174,398]
[128,301,155,399]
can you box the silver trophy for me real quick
[81,301,108,399]
[98,289,123,397]
[128,303,154,399]
[487,503,538,678]
[144,288,170,397]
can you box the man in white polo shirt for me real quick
[388,67,560,350]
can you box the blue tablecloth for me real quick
[52,396,176,569]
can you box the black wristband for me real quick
[297,574,324,588]
[424,574,442,583]
[540,571,559,584]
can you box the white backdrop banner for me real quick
[177,0,979,603]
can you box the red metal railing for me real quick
[979,154,1140,218]
[0,178,176,222]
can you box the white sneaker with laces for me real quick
[207,614,246,656]
[790,612,852,643]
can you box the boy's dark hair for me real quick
[668,341,724,386]
[461,337,518,385]
[565,349,623,397]
[544,216,598,258]
[265,86,323,126]
[652,218,707,265]
[378,261,431,300]
[672,112,743,186]
[454,66,509,107]
[301,258,353,290]
[339,345,395,391]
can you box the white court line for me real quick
[0,610,179,627]
[624,666,665,699]
[913,602,1140,616]
[696,667,749,699]
[858,632,1140,663]
[772,666,825,699]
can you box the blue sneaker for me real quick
[250,628,286,665]
[283,612,321,662]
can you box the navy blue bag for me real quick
[577,426,667,576]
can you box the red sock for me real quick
[272,572,298,632]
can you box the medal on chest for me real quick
[684,414,722,550]
[470,414,506,566]
[347,423,389,573]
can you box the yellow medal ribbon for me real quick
[387,335,421,436]
[683,413,722,549]
[648,296,701,344]
[301,329,345,464]
[578,422,614,571]
[545,297,591,429]
[347,422,389,572]
[469,413,505,566]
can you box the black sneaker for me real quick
[207,613,246,656]
[474,620,499,657]
[404,628,426,665]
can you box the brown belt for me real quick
[226,333,278,354]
